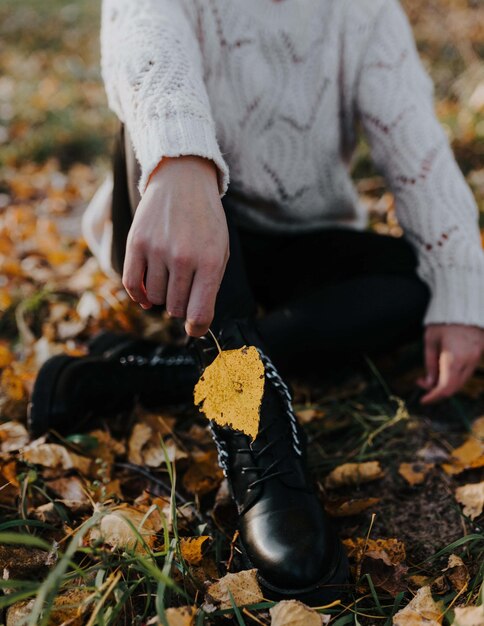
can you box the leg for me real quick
[237,227,430,365]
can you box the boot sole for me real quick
[238,534,350,605]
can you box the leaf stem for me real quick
[208,328,222,354]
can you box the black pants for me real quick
[111,124,430,368]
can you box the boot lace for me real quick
[210,349,303,488]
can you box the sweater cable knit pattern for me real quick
[99,0,484,327]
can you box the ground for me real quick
[0,1,483,625]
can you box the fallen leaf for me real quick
[183,450,224,496]
[88,429,126,466]
[398,462,434,486]
[179,536,211,566]
[455,482,484,520]
[324,461,385,488]
[6,588,92,626]
[21,442,92,475]
[443,418,484,475]
[206,569,263,610]
[295,408,326,424]
[194,345,264,439]
[89,503,164,554]
[343,538,406,566]
[269,599,329,625]
[325,497,380,517]
[452,604,484,626]
[0,420,29,452]
[0,342,14,368]
[45,475,91,512]
[392,586,443,625]
[442,554,469,592]
[0,459,20,505]
[128,418,186,468]
[165,606,197,626]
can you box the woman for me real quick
[30,0,484,602]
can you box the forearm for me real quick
[101,0,229,196]
[357,0,484,328]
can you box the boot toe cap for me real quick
[241,504,342,591]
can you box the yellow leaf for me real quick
[455,481,484,520]
[442,418,484,475]
[165,606,197,626]
[398,462,434,486]
[270,599,329,625]
[180,536,210,566]
[325,497,380,517]
[194,345,264,440]
[343,537,406,566]
[206,569,263,610]
[324,461,385,488]
[392,586,443,625]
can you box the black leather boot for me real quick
[28,336,200,438]
[196,319,349,604]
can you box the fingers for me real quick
[185,261,224,337]
[122,243,151,309]
[420,350,474,405]
[145,260,168,307]
[165,253,195,319]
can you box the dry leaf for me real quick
[270,599,329,625]
[443,418,484,475]
[324,461,385,488]
[21,442,92,474]
[325,497,380,517]
[87,428,126,465]
[128,417,186,468]
[0,420,29,452]
[194,345,264,439]
[442,554,469,592]
[452,604,484,626]
[6,588,92,626]
[455,482,484,520]
[165,606,197,626]
[296,408,326,424]
[89,504,164,554]
[398,462,434,486]
[45,475,91,512]
[343,537,406,566]
[180,536,210,566]
[392,586,443,625]
[183,450,224,496]
[0,459,20,505]
[206,569,263,610]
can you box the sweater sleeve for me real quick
[356,0,484,328]
[100,0,229,196]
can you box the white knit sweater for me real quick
[96,0,484,327]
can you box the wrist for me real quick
[147,155,218,189]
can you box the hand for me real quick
[417,324,484,404]
[122,155,229,337]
